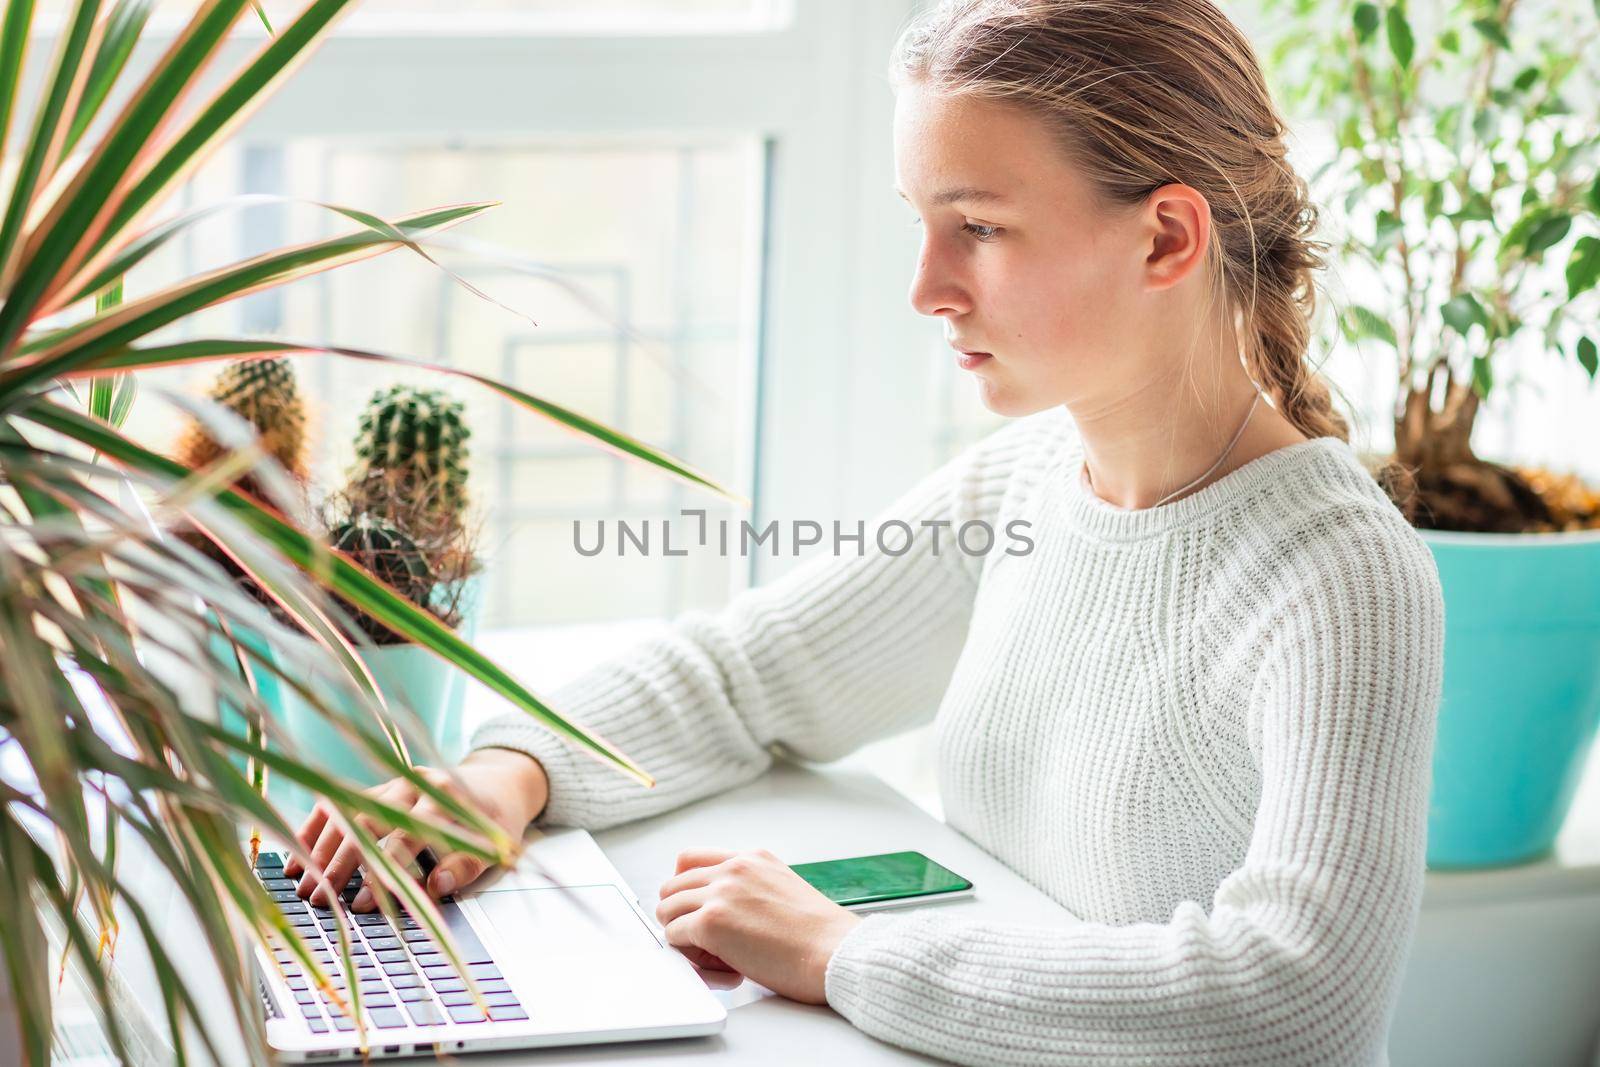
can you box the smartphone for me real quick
[790,850,974,912]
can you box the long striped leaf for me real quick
[49,338,746,504]
[63,0,157,156]
[63,192,516,325]
[81,0,354,288]
[180,507,414,766]
[21,399,657,788]
[107,371,137,425]
[12,436,410,775]
[0,0,104,288]
[0,813,54,1067]
[59,527,455,807]
[3,202,492,394]
[0,0,251,355]
[54,558,506,859]
[87,275,123,422]
[0,1,36,170]
[63,193,351,307]
[51,791,267,1066]
[4,788,134,1067]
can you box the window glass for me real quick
[125,137,761,628]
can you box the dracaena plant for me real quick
[1262,0,1600,531]
[0,2,740,1064]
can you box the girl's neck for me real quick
[1069,374,1308,511]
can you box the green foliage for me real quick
[1441,292,1489,337]
[1342,303,1398,347]
[1262,0,1600,409]
[0,2,724,1063]
[1569,236,1600,299]
[1386,4,1415,68]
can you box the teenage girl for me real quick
[290,2,1444,1063]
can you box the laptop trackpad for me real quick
[473,884,659,953]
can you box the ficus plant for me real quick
[1262,0,1600,531]
[0,1,741,1064]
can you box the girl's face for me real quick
[893,83,1179,418]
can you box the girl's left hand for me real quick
[655,847,862,1005]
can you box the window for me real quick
[111,2,929,630]
[143,138,762,628]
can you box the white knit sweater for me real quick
[470,405,1445,1066]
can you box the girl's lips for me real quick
[956,350,992,370]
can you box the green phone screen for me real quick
[790,851,971,907]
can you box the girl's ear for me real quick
[1141,183,1211,291]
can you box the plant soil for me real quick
[1372,456,1600,534]
[1381,380,1600,534]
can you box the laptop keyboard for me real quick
[253,851,529,1035]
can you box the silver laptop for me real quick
[50,660,725,1062]
[254,827,727,1061]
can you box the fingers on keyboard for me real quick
[256,856,528,1036]
[311,837,368,906]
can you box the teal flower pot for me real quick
[210,617,308,808]
[211,619,284,754]
[283,575,483,793]
[1422,529,1600,868]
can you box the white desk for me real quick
[105,752,1600,1066]
[464,760,1076,1066]
[452,758,1600,1067]
[100,761,1059,1067]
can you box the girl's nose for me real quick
[909,241,973,318]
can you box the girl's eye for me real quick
[906,216,1001,242]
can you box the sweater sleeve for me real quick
[467,413,1053,831]
[823,507,1445,1066]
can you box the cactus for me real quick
[174,357,309,495]
[329,515,432,632]
[171,357,310,627]
[346,384,470,531]
[325,385,479,644]
[327,510,474,642]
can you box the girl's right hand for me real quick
[284,746,550,910]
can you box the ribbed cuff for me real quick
[823,912,911,1020]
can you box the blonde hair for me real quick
[892,0,1350,442]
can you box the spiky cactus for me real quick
[172,357,311,626]
[174,357,309,498]
[328,515,442,641]
[328,385,479,644]
[326,508,476,641]
[346,384,470,532]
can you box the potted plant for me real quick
[1263,0,1600,866]
[172,357,312,774]
[315,384,485,781]
[0,2,737,1063]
